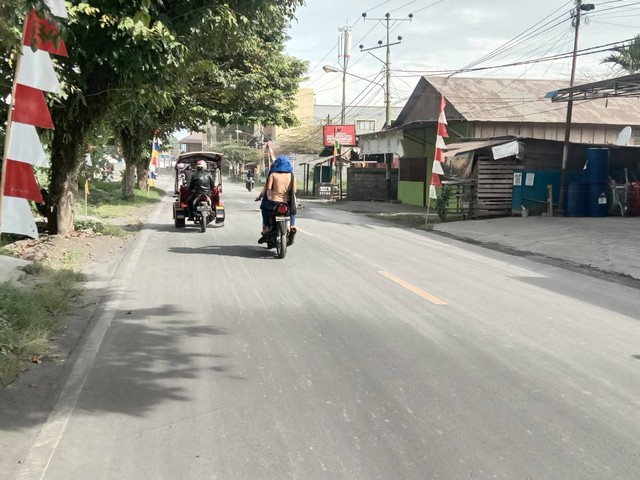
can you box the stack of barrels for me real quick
[566,148,609,217]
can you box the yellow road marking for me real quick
[378,271,447,305]
[295,227,313,236]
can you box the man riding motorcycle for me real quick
[187,160,215,220]
[255,155,297,245]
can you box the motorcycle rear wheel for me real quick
[275,222,287,258]
[199,214,207,232]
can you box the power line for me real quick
[412,0,447,14]
[391,37,638,77]
[453,0,574,74]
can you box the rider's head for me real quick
[196,160,207,170]
[270,155,293,173]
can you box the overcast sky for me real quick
[285,0,640,108]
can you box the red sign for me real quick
[323,125,356,147]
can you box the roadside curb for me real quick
[431,229,640,290]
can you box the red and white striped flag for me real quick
[0,8,66,238]
[17,47,60,93]
[23,9,68,56]
[43,0,68,18]
[7,122,50,167]
[12,84,54,129]
[430,96,448,200]
[3,160,43,203]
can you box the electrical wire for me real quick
[452,0,574,74]
[390,37,637,77]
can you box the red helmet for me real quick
[196,160,207,170]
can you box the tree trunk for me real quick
[120,126,146,197]
[136,163,147,190]
[47,123,84,235]
[122,163,136,198]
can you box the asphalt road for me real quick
[6,180,640,480]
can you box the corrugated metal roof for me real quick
[425,76,640,125]
[179,132,204,143]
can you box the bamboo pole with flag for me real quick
[331,140,339,193]
[0,5,68,239]
[266,141,276,171]
[147,132,160,195]
[426,95,448,226]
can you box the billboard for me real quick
[323,124,356,147]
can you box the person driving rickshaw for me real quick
[173,152,224,229]
[187,160,215,220]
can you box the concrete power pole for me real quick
[360,12,413,201]
[558,0,594,213]
[338,26,351,126]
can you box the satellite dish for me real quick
[615,126,632,146]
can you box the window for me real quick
[356,119,376,131]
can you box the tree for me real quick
[4,0,306,234]
[602,35,640,73]
[275,122,324,155]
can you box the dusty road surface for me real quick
[2,180,640,480]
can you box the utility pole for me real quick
[360,12,412,201]
[338,25,351,199]
[338,26,351,126]
[558,0,594,213]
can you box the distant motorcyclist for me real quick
[188,160,215,219]
[246,168,255,191]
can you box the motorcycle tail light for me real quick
[278,204,288,214]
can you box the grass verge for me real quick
[0,264,84,387]
[77,180,163,219]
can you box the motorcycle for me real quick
[263,202,295,259]
[192,189,215,232]
[246,177,255,192]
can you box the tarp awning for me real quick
[360,130,404,156]
[443,138,515,157]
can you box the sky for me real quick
[284,0,640,109]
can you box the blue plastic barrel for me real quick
[566,182,587,217]
[587,181,608,217]
[585,148,610,183]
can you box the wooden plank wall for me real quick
[475,158,517,218]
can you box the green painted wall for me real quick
[399,126,436,206]
[398,122,476,206]
[398,181,424,206]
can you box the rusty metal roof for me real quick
[425,76,640,125]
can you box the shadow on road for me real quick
[125,222,228,233]
[168,245,282,259]
[0,302,239,434]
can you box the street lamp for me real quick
[322,65,386,116]
[322,63,348,125]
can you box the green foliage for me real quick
[39,0,307,233]
[73,219,127,237]
[602,35,640,73]
[215,141,262,166]
[0,269,82,387]
[435,185,453,222]
[276,123,324,155]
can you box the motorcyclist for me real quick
[246,168,255,189]
[188,159,215,219]
[255,155,297,244]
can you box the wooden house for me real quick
[387,76,640,211]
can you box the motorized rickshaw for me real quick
[173,151,225,231]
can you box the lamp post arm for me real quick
[344,71,384,90]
